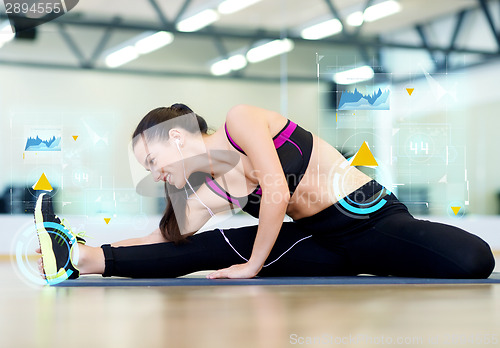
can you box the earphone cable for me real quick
[175,142,311,267]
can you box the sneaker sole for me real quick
[34,193,58,280]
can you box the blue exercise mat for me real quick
[54,272,500,287]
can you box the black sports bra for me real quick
[205,119,313,218]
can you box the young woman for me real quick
[35,104,495,281]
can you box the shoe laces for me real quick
[59,217,90,245]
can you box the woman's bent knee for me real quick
[459,239,495,279]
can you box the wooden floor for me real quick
[1,262,500,348]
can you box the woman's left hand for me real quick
[207,262,262,279]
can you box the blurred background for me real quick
[1,0,500,252]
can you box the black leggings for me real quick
[101,184,495,279]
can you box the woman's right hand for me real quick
[35,247,46,279]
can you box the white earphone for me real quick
[173,134,311,268]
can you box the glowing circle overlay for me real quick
[14,221,79,286]
[329,156,392,218]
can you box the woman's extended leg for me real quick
[68,228,168,274]
[36,244,105,276]
[99,224,356,278]
[36,228,168,276]
[38,223,356,278]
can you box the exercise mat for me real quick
[54,273,500,287]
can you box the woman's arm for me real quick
[111,228,168,247]
[112,183,238,246]
[208,105,291,279]
[182,183,238,234]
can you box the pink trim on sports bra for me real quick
[272,122,303,156]
[225,119,300,155]
[224,123,245,154]
[205,176,242,208]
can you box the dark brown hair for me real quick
[132,104,208,244]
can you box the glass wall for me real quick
[317,53,468,217]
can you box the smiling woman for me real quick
[34,103,496,282]
[131,104,211,243]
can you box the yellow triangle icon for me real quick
[72,136,79,141]
[406,88,414,96]
[104,218,111,224]
[451,206,461,215]
[351,142,378,167]
[33,173,53,191]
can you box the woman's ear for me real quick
[168,128,183,146]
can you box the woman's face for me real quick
[133,135,186,189]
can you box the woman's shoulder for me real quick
[226,104,260,121]
[225,104,283,127]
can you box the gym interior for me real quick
[1,1,500,347]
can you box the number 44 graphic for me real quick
[410,141,429,155]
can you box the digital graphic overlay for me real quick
[12,220,79,286]
[25,135,61,151]
[317,52,468,216]
[338,87,390,110]
[328,145,392,219]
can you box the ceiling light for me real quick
[346,11,364,27]
[346,1,401,27]
[301,18,343,40]
[227,54,247,70]
[210,54,248,76]
[103,31,174,68]
[210,59,232,76]
[105,46,139,68]
[176,9,220,32]
[364,0,401,22]
[218,0,262,15]
[135,31,174,54]
[333,66,374,85]
[246,39,294,63]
